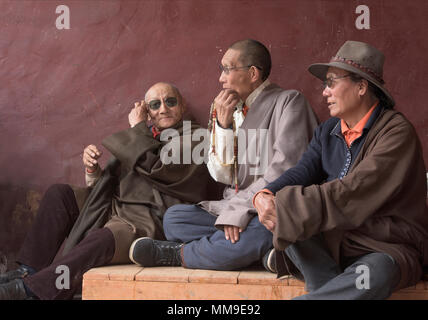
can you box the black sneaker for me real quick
[0,265,32,284]
[262,249,277,273]
[129,237,183,267]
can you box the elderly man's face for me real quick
[146,83,185,131]
[323,67,361,121]
[219,49,253,101]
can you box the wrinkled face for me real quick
[145,83,185,131]
[323,67,361,120]
[219,49,253,101]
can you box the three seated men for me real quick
[2,39,427,301]
[130,40,428,300]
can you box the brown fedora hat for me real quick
[308,40,395,107]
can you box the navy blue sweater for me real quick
[265,105,383,194]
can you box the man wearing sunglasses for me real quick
[0,82,213,300]
[129,40,319,272]
[253,40,428,299]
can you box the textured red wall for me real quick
[1,0,427,268]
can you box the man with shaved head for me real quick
[129,40,319,272]
[0,82,212,300]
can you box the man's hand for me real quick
[224,225,243,244]
[129,100,148,128]
[83,144,102,171]
[254,192,277,232]
[214,89,240,128]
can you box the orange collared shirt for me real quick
[341,102,378,147]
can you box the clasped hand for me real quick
[254,192,277,233]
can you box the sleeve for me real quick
[273,116,421,250]
[206,106,245,185]
[264,123,326,194]
[206,121,235,184]
[85,166,102,187]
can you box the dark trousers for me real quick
[163,204,273,270]
[285,234,401,300]
[17,184,115,300]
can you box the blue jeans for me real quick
[286,234,401,300]
[163,204,273,270]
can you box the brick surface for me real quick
[237,268,288,286]
[83,279,136,300]
[82,265,428,300]
[135,266,191,283]
[189,269,240,284]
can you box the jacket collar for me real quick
[330,104,384,138]
[245,79,271,108]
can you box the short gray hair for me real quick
[229,39,272,81]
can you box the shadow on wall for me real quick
[0,185,42,272]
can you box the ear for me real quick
[359,79,369,96]
[249,66,262,84]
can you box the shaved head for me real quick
[145,82,183,104]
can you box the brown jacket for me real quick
[274,109,428,290]
[64,120,214,262]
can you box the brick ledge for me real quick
[82,265,428,300]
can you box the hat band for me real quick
[330,56,385,84]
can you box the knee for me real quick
[163,204,188,227]
[163,204,193,239]
[353,253,400,297]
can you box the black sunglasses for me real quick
[148,97,178,110]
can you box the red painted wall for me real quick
[0,0,427,268]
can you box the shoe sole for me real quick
[266,249,276,273]
[129,237,151,265]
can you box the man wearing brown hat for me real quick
[254,40,428,299]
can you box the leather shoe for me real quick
[0,279,28,300]
[129,237,183,267]
[0,265,31,284]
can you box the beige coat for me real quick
[200,84,319,230]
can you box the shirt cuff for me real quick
[252,188,274,208]
[85,166,102,186]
